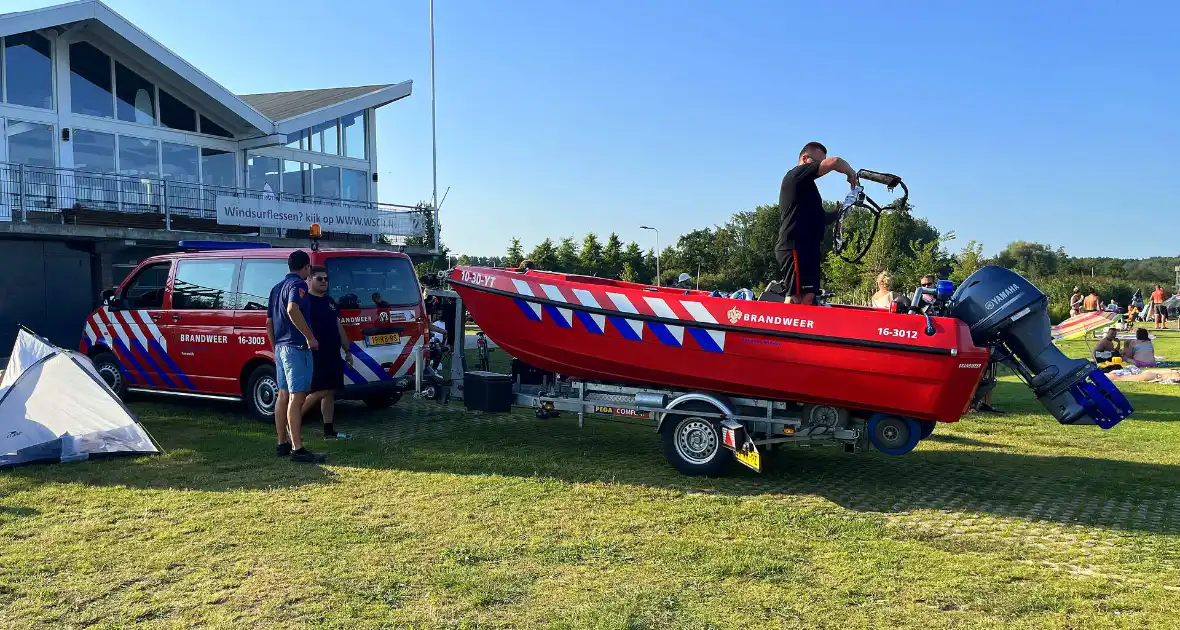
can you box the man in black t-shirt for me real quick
[769,141,860,305]
[301,265,353,439]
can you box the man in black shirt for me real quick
[301,265,353,439]
[769,141,860,305]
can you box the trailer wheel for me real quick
[868,414,921,455]
[918,420,937,440]
[661,402,732,477]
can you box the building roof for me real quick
[0,1,412,138]
[240,85,394,121]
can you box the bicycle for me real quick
[475,331,492,371]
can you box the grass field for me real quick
[3,336,1180,628]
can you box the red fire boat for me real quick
[449,266,990,423]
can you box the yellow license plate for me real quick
[366,333,401,346]
[735,447,761,473]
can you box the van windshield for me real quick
[326,256,419,309]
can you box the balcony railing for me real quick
[0,161,433,247]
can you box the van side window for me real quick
[173,260,239,310]
[121,262,171,309]
[238,259,291,310]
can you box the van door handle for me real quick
[171,314,181,322]
[150,314,161,321]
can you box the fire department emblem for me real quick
[379,311,389,322]
[727,306,743,324]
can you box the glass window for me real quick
[282,160,308,196]
[161,142,198,182]
[311,164,340,199]
[201,148,235,187]
[115,62,155,124]
[327,256,420,309]
[237,259,289,310]
[247,155,280,193]
[310,120,338,155]
[118,136,160,176]
[73,130,116,173]
[341,168,369,202]
[285,129,308,151]
[6,120,54,167]
[159,88,196,132]
[69,41,113,118]
[5,32,53,109]
[341,111,366,159]
[199,115,232,138]
[120,262,171,310]
[172,260,238,310]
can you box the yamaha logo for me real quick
[984,283,1021,311]
[727,307,743,324]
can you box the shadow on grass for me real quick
[7,387,1180,535]
[924,433,1010,449]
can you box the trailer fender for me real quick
[657,393,736,434]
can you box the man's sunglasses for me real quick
[313,276,329,282]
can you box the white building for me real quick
[0,0,426,352]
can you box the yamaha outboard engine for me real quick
[950,266,1132,429]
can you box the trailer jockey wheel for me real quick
[868,414,921,455]
[918,420,937,440]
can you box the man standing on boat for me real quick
[768,141,860,305]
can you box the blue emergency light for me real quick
[177,240,273,251]
[936,279,955,301]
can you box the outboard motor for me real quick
[950,266,1133,429]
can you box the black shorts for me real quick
[776,248,820,296]
[310,348,345,392]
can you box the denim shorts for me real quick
[275,345,313,393]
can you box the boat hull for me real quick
[450,267,990,422]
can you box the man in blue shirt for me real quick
[266,250,322,463]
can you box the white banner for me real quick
[215,195,425,237]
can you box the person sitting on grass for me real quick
[1093,327,1121,362]
[1121,328,1157,368]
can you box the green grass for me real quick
[3,339,1180,628]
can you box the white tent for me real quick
[1,329,157,467]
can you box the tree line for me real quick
[420,200,1175,324]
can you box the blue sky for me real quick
[15,0,1179,259]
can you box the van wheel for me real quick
[245,364,279,422]
[91,352,126,398]
[660,402,732,477]
[364,393,402,410]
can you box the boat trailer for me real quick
[417,285,933,476]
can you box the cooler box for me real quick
[463,371,513,412]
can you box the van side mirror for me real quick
[102,288,116,306]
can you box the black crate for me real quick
[463,371,514,413]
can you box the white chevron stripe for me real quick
[571,289,607,331]
[606,292,644,339]
[97,308,130,347]
[643,297,684,344]
[539,284,573,326]
[681,301,726,350]
[84,321,98,345]
[511,279,543,319]
[118,310,152,350]
[393,336,422,377]
[348,351,384,383]
[137,310,166,350]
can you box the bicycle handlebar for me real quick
[857,169,902,188]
